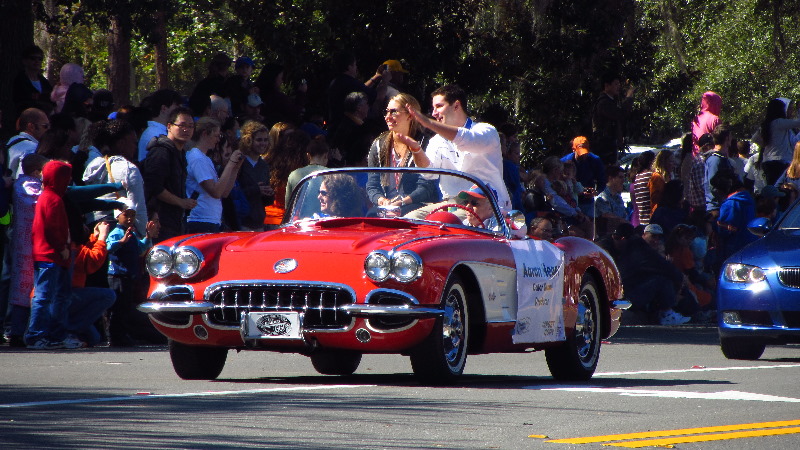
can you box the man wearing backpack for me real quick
[6,108,49,179]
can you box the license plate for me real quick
[242,311,302,340]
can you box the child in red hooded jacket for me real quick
[24,160,82,349]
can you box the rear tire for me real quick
[410,275,469,383]
[720,336,766,360]
[545,274,601,381]
[310,351,362,375]
[169,340,228,380]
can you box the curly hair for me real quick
[322,173,363,217]
[264,127,308,190]
[238,120,268,155]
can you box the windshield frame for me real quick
[285,167,511,238]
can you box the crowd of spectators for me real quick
[2,44,799,348]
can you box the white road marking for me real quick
[537,387,800,403]
[594,363,800,377]
[0,384,373,409]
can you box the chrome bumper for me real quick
[138,301,213,313]
[341,304,443,317]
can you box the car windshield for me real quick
[287,168,505,233]
[778,199,800,230]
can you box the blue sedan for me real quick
[717,208,800,359]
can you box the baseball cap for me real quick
[457,184,497,202]
[382,60,408,73]
[644,223,664,235]
[247,94,263,107]
[760,185,786,198]
[235,56,255,69]
[115,197,135,216]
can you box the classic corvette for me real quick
[139,168,629,383]
[717,204,800,360]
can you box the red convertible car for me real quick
[139,168,628,383]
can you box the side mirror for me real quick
[505,210,528,238]
[747,217,771,237]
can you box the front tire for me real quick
[169,340,228,380]
[720,336,765,360]
[545,274,602,381]
[410,275,469,383]
[310,351,362,375]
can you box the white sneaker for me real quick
[62,336,87,349]
[659,309,692,326]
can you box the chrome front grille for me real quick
[777,267,800,288]
[206,283,355,329]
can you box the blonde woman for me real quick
[185,117,244,233]
[366,93,436,215]
[775,142,800,190]
[649,150,676,212]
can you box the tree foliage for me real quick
[12,0,800,162]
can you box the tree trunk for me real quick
[0,0,35,135]
[153,8,169,89]
[108,14,132,106]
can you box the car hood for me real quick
[224,219,451,255]
[727,229,800,267]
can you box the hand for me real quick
[404,105,431,129]
[119,227,135,244]
[258,182,274,197]
[625,85,636,98]
[229,150,244,164]
[377,197,390,206]
[60,248,70,261]
[145,220,160,239]
[95,221,111,241]
[181,198,198,210]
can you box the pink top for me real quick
[691,92,721,156]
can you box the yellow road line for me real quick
[544,419,800,444]
[605,426,800,447]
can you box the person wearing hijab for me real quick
[691,91,721,157]
[50,63,85,114]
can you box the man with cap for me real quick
[238,93,265,124]
[606,222,691,325]
[457,184,499,228]
[560,136,606,215]
[642,223,665,255]
[382,59,408,99]
[225,56,256,116]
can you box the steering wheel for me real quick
[427,203,485,228]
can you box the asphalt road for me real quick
[1,325,799,449]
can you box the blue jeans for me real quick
[69,287,116,346]
[25,262,72,344]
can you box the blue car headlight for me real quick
[723,263,766,283]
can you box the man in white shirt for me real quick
[6,108,49,179]
[137,89,181,161]
[402,85,511,218]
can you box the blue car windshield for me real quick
[779,202,800,229]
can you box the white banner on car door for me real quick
[510,239,565,343]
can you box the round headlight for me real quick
[365,251,391,282]
[392,250,422,282]
[173,247,203,278]
[146,246,173,278]
[724,263,766,283]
